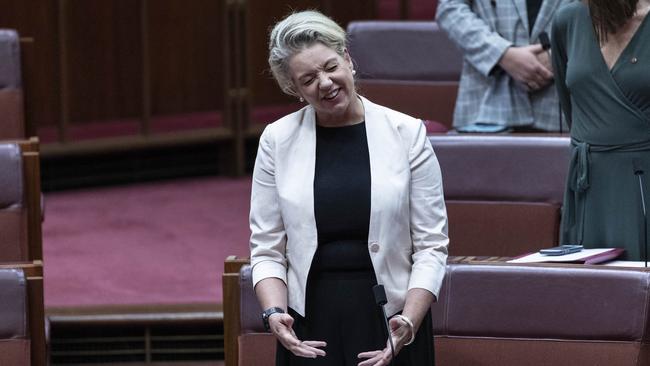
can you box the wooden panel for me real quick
[0,0,61,137]
[63,0,142,123]
[245,0,320,108]
[223,256,249,366]
[148,0,224,115]
[322,0,377,26]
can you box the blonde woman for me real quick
[249,10,449,366]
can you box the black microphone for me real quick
[373,285,395,365]
[633,159,648,267]
[539,32,551,51]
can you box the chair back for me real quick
[431,263,650,365]
[0,268,30,366]
[429,135,571,256]
[348,21,463,129]
[0,139,42,262]
[0,29,25,139]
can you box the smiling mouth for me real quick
[322,88,340,101]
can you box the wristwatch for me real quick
[261,307,285,331]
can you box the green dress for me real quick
[552,3,650,260]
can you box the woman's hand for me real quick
[268,313,327,358]
[356,316,413,366]
[499,44,554,91]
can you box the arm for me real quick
[249,127,326,358]
[358,122,448,366]
[436,0,512,76]
[551,9,573,128]
[436,0,553,87]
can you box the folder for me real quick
[508,248,624,264]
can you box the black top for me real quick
[312,122,372,272]
[527,0,543,34]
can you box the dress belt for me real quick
[565,138,650,244]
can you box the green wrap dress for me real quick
[551,3,650,260]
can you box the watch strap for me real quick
[262,307,285,331]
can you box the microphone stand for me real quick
[634,160,648,268]
[373,285,396,366]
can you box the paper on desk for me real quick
[508,248,622,264]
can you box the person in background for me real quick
[436,0,574,132]
[552,0,650,260]
[249,10,449,366]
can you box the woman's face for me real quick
[288,42,358,124]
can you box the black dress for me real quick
[276,122,435,366]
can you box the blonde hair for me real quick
[268,10,347,96]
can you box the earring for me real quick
[299,97,304,102]
[352,69,356,75]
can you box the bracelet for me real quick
[395,314,415,345]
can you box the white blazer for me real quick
[249,96,449,317]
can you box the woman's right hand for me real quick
[268,313,327,358]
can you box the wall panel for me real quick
[63,0,142,124]
[0,0,61,138]
[148,0,223,115]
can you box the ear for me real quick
[343,48,353,68]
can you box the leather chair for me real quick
[0,138,42,263]
[224,258,650,366]
[348,21,463,131]
[0,29,25,139]
[0,268,30,366]
[430,135,571,257]
[432,263,650,365]
[0,138,45,365]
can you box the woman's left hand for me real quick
[357,316,413,366]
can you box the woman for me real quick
[552,0,650,260]
[249,10,449,366]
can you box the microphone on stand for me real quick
[633,160,648,267]
[373,285,395,366]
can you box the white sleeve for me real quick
[407,121,449,297]
[249,125,288,287]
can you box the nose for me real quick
[318,73,333,89]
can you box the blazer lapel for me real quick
[362,96,383,245]
[531,0,562,39]
[511,0,530,36]
[291,106,318,246]
[361,96,405,245]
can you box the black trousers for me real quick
[276,270,435,366]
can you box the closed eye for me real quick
[303,77,314,86]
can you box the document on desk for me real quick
[508,248,624,264]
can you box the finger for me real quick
[380,347,394,364]
[287,342,327,358]
[528,43,544,54]
[358,352,384,366]
[535,64,554,80]
[292,340,327,357]
[300,341,327,357]
[358,350,382,359]
[290,346,320,358]
[302,340,327,348]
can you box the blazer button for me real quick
[370,243,380,253]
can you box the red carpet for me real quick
[42,176,252,308]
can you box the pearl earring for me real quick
[352,69,356,75]
[299,97,304,102]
